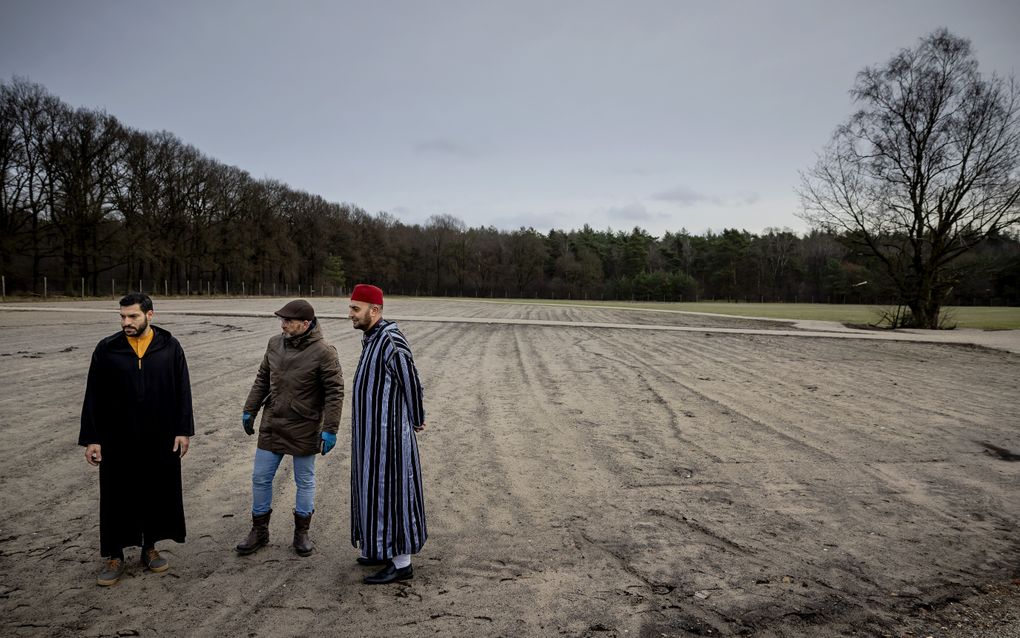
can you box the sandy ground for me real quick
[0,298,1017,637]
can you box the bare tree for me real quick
[753,227,799,300]
[1,79,65,292]
[0,83,23,276]
[48,106,124,292]
[799,29,1020,328]
[425,213,466,294]
[507,227,547,296]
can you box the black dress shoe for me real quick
[356,556,389,567]
[364,563,413,584]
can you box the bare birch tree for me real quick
[799,29,1020,328]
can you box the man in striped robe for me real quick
[347,284,427,584]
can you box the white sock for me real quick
[391,554,411,569]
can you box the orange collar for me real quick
[127,328,154,360]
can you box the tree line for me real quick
[2,77,1018,308]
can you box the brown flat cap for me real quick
[274,299,315,321]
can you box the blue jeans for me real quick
[252,447,316,516]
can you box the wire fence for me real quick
[1,274,1016,308]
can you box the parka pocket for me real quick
[290,399,321,422]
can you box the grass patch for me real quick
[472,299,1020,329]
[5,294,1018,329]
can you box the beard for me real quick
[124,318,149,336]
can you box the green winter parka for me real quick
[244,320,344,455]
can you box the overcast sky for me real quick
[2,1,1018,237]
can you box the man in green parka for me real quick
[236,299,344,557]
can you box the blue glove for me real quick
[320,431,336,455]
[242,412,255,436]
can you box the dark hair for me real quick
[119,292,153,313]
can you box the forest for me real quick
[3,78,1018,305]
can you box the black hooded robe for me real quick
[79,326,195,556]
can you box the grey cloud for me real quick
[490,210,572,230]
[413,139,478,158]
[606,202,669,223]
[653,186,760,207]
[652,186,711,206]
[620,167,663,177]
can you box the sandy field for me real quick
[0,298,1017,637]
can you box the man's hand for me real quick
[320,431,336,455]
[173,436,190,458]
[414,422,426,433]
[85,443,102,466]
[242,411,255,435]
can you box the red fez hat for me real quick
[351,284,384,305]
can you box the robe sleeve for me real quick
[390,350,425,428]
[244,348,272,415]
[174,341,196,436]
[319,345,344,435]
[78,345,104,446]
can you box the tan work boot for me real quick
[236,509,271,555]
[293,511,314,557]
[141,547,169,573]
[96,557,125,586]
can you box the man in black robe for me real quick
[79,292,195,586]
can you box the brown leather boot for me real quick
[236,510,271,555]
[293,511,314,557]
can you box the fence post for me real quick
[1,275,5,301]
[81,277,85,301]
[164,280,168,297]
[44,276,47,299]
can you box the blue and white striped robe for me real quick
[351,319,427,559]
